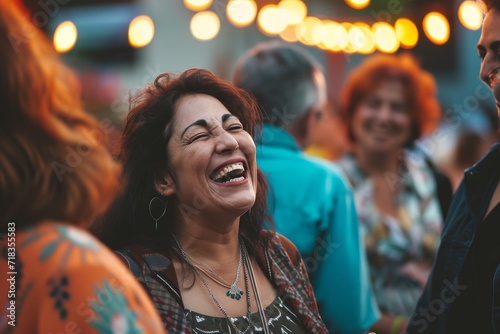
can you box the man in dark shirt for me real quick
[407,0,500,332]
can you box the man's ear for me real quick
[155,172,175,197]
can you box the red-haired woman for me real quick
[0,2,164,333]
[338,54,449,323]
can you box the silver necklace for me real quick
[184,246,244,300]
[172,234,252,333]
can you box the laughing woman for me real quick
[92,69,327,334]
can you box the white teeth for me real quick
[212,162,245,181]
[223,176,245,183]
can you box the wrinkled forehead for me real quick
[174,94,232,125]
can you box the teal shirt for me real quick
[256,124,380,334]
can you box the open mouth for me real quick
[210,162,246,183]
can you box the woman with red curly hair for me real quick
[0,1,164,333]
[337,54,449,325]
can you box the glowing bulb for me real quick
[423,12,450,45]
[279,24,299,42]
[296,16,323,45]
[128,15,154,48]
[395,18,418,49]
[53,21,77,53]
[184,0,213,11]
[345,0,370,10]
[257,4,287,35]
[279,0,307,25]
[459,1,483,31]
[190,11,220,41]
[373,22,399,53]
[226,0,257,27]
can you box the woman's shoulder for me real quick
[260,230,301,262]
[0,222,165,333]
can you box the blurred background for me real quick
[19,0,499,176]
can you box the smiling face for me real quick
[162,94,257,221]
[351,80,412,155]
[478,8,500,115]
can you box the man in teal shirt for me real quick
[233,41,382,333]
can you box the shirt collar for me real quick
[255,124,301,152]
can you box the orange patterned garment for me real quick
[0,222,165,334]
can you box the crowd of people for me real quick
[1,0,500,333]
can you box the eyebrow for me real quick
[181,119,207,138]
[477,40,500,52]
[180,114,239,138]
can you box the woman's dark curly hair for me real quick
[92,69,273,259]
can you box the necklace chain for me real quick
[185,248,244,300]
[172,234,252,333]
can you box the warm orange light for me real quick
[257,4,288,35]
[345,0,370,10]
[279,0,307,25]
[128,15,155,48]
[53,21,77,53]
[423,12,450,45]
[296,16,323,45]
[190,11,220,41]
[184,0,213,11]
[355,22,375,54]
[226,0,257,28]
[372,22,399,53]
[395,18,418,49]
[279,24,299,42]
[459,1,483,31]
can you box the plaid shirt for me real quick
[116,231,328,334]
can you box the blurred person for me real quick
[337,53,448,328]
[92,69,328,333]
[233,41,384,334]
[0,1,165,333]
[408,0,500,332]
[436,107,499,192]
[305,101,351,161]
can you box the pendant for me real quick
[226,283,244,300]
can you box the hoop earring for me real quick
[149,197,167,231]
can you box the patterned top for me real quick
[338,150,443,317]
[187,295,307,333]
[115,231,328,334]
[0,222,165,334]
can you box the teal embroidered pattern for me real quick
[88,281,142,334]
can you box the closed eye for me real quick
[189,133,209,142]
[226,124,243,131]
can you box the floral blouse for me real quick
[338,150,443,316]
[0,222,165,334]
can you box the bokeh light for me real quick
[423,12,450,45]
[296,16,323,46]
[226,0,257,28]
[53,21,77,53]
[345,0,370,10]
[128,15,155,48]
[184,0,213,11]
[279,0,307,25]
[257,4,288,35]
[373,22,399,53]
[458,1,483,31]
[395,18,418,49]
[190,11,220,41]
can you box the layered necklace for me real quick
[172,234,252,333]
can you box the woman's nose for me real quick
[215,131,239,153]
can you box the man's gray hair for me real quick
[233,41,323,127]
